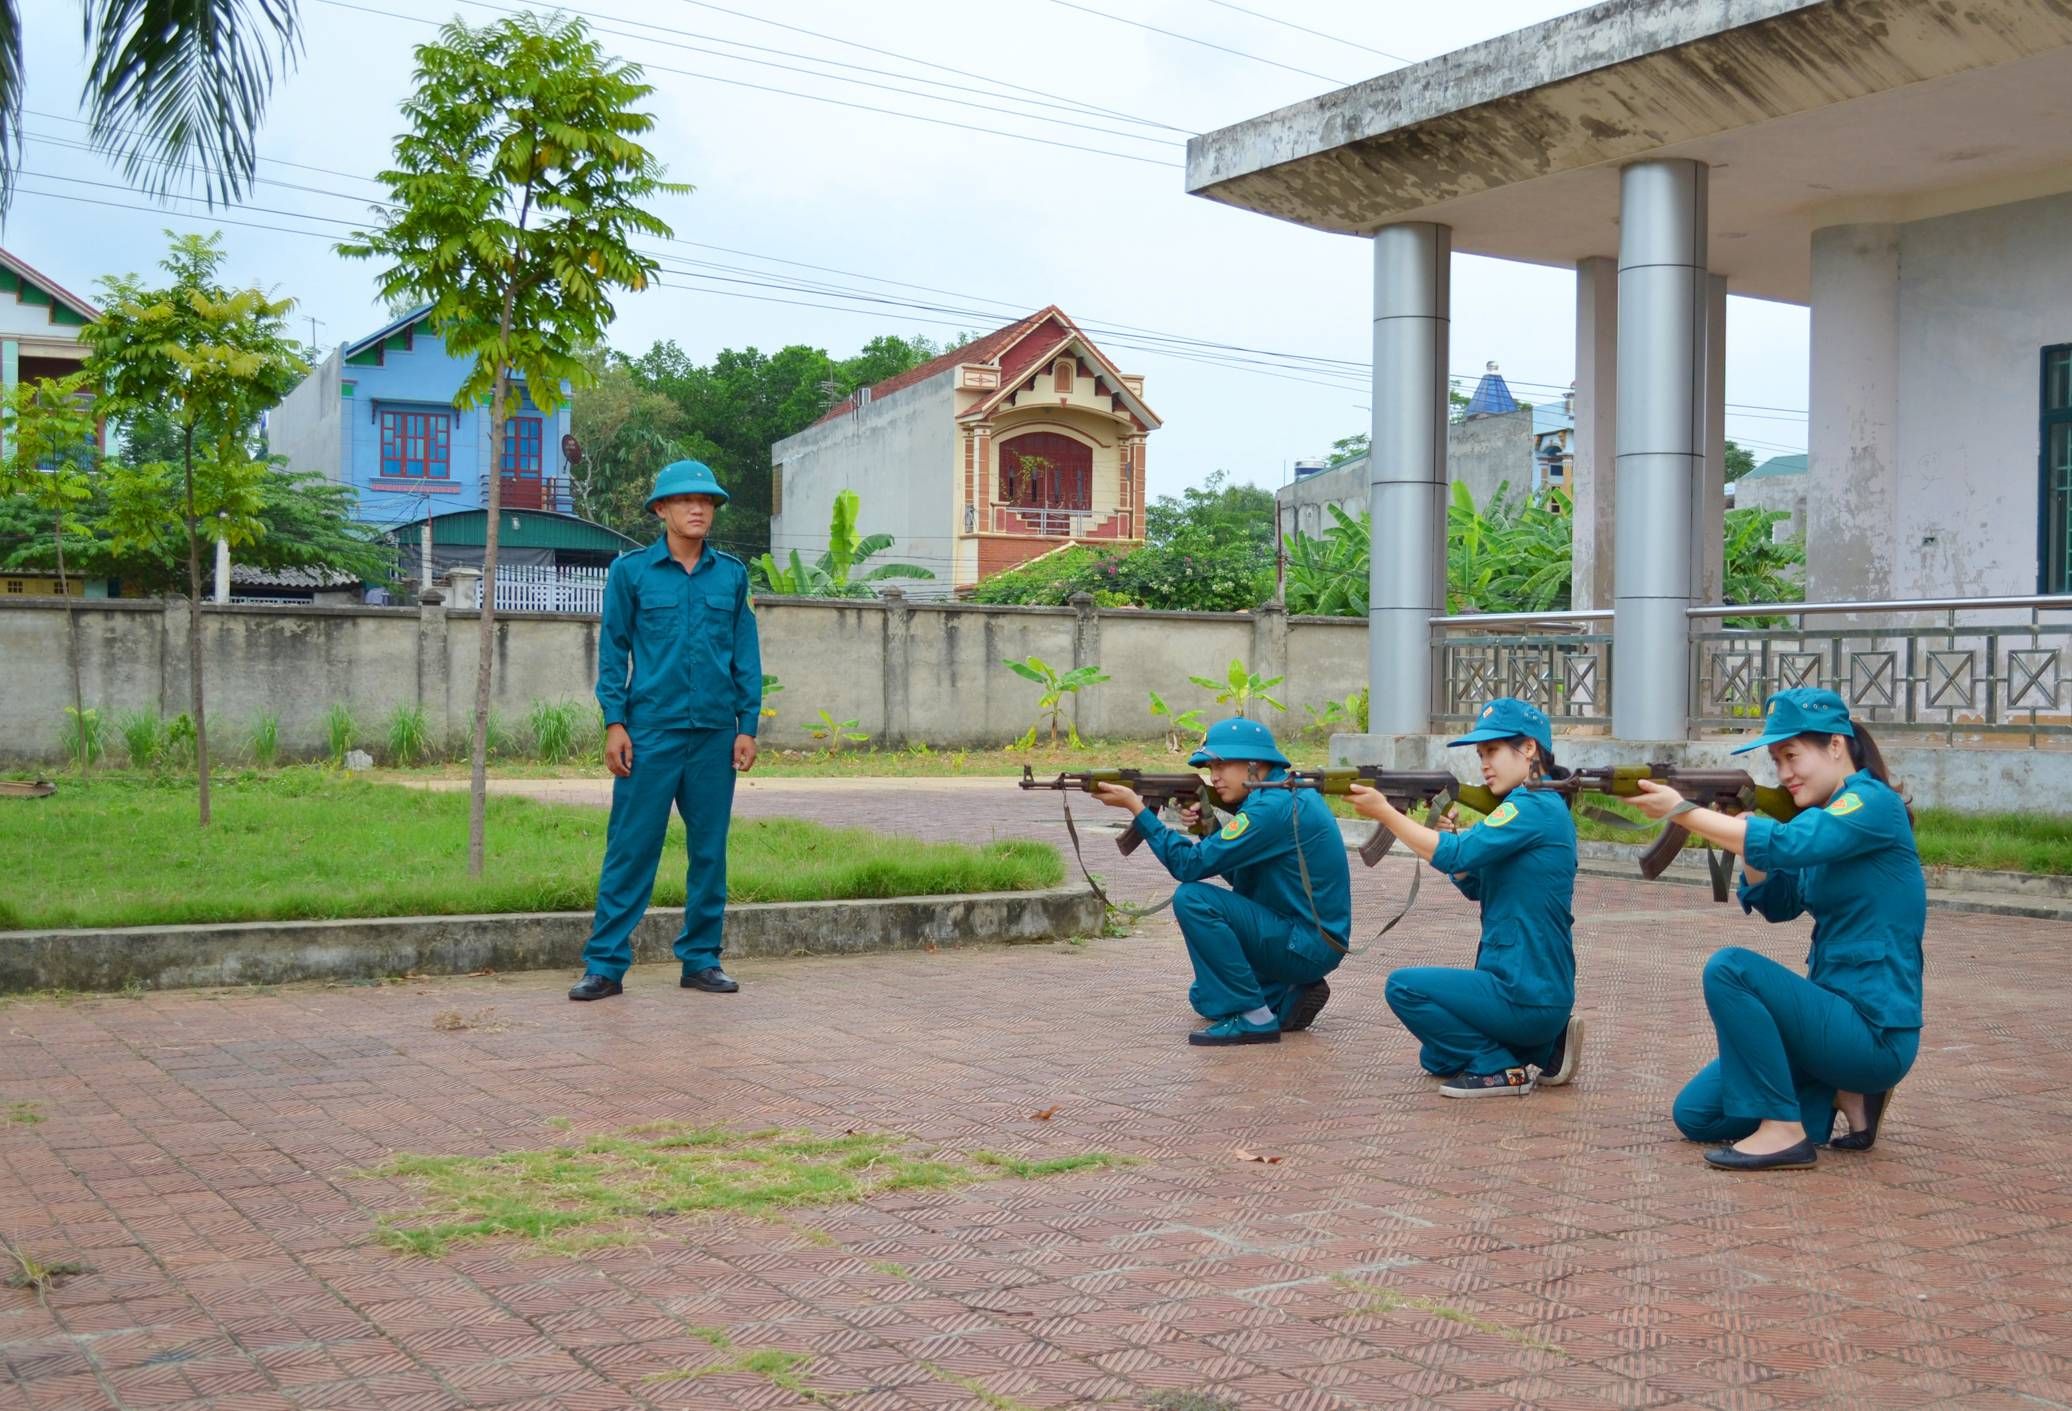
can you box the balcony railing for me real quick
[1428,595,2072,743]
[497,475,565,512]
[992,505,1089,537]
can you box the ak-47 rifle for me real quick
[1018,767,1217,855]
[1272,763,1800,900]
[1018,766,1219,920]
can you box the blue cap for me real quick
[1447,697,1554,755]
[647,459,730,508]
[1731,687,1854,754]
[1189,716,1290,769]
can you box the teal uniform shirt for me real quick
[596,536,762,736]
[1134,775,1353,945]
[1426,786,1577,1010]
[1737,770,1925,1031]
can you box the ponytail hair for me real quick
[1805,725,1913,827]
[1513,737,1571,782]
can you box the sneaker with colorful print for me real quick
[1441,1067,1535,1098]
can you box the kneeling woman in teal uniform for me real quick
[1091,718,1353,1047]
[1632,688,1925,1171]
[1349,698,1583,1098]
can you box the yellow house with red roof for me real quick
[769,307,1161,594]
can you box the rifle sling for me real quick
[1059,794,1175,923]
[1289,786,1440,957]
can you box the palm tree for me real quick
[1,0,303,210]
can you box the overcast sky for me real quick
[9,0,1811,500]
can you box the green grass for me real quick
[1330,1275,1565,1356]
[0,771,1063,932]
[7,1101,43,1124]
[369,1123,1129,1257]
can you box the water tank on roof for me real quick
[1293,459,1328,478]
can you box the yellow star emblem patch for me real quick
[1220,814,1250,841]
[1485,801,1520,828]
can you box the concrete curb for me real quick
[0,885,1105,993]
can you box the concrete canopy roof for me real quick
[1185,0,2072,303]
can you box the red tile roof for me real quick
[807,307,1059,428]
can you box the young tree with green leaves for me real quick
[340,12,684,875]
[1,372,100,764]
[81,231,307,824]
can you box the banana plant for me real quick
[808,708,869,752]
[1283,502,1371,617]
[1004,656,1109,748]
[1189,658,1286,719]
[1147,690,1206,754]
[751,488,933,598]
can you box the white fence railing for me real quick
[490,564,607,615]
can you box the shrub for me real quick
[385,704,433,766]
[59,707,105,768]
[529,698,582,764]
[116,709,163,770]
[322,703,357,768]
[248,711,281,768]
[162,713,197,769]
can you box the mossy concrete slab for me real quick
[0,885,1103,993]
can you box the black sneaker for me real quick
[1281,979,1331,1033]
[1537,1017,1584,1087]
[1441,1067,1534,1099]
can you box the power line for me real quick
[309,0,1181,149]
[1041,0,1351,86]
[668,0,1189,134]
[317,0,1183,169]
[1195,0,1416,66]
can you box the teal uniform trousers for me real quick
[1384,785,1577,1076]
[1672,771,1926,1143]
[581,535,761,983]
[1136,778,1353,1022]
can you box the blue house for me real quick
[268,306,575,524]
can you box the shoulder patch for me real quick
[1826,792,1863,817]
[1485,801,1520,828]
[1220,814,1251,842]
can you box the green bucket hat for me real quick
[646,459,730,509]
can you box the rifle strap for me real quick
[1578,804,1652,835]
[1663,799,1737,903]
[1288,791,1423,957]
[1059,795,1174,923]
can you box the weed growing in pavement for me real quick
[1146,1394,1242,1411]
[643,1326,839,1403]
[918,1361,1040,1411]
[1330,1275,1566,1356]
[5,1102,42,1125]
[369,1124,1130,1257]
[2,1237,88,1300]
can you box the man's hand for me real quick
[604,723,633,778]
[1431,803,1460,833]
[1090,781,1144,814]
[1175,801,1203,829]
[1631,778,1688,820]
[733,734,758,772]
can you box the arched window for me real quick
[1054,359,1074,395]
[997,431,1092,510]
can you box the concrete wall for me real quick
[1810,192,2072,600]
[0,595,1371,761]
[266,351,344,483]
[769,374,957,596]
[1732,471,1809,540]
[1277,411,1540,540]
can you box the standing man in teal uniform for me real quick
[1632,688,1925,1171]
[1349,698,1583,1098]
[569,460,762,1002]
[1089,717,1352,1046]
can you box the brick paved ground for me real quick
[4,779,2071,1411]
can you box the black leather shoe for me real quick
[1704,1138,1818,1171]
[681,966,739,993]
[568,973,623,1001]
[1831,1090,1892,1151]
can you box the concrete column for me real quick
[446,566,482,611]
[416,586,448,743]
[881,586,910,746]
[1807,224,1900,602]
[1571,258,1618,611]
[1368,222,1450,735]
[212,534,231,605]
[1612,160,1708,742]
[1250,600,1289,712]
[1692,272,1727,604]
[0,339,16,461]
[1068,591,1101,739]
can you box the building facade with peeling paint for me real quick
[1189,0,2072,747]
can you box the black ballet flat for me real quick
[1704,1138,1818,1171]
[1831,1090,1893,1152]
